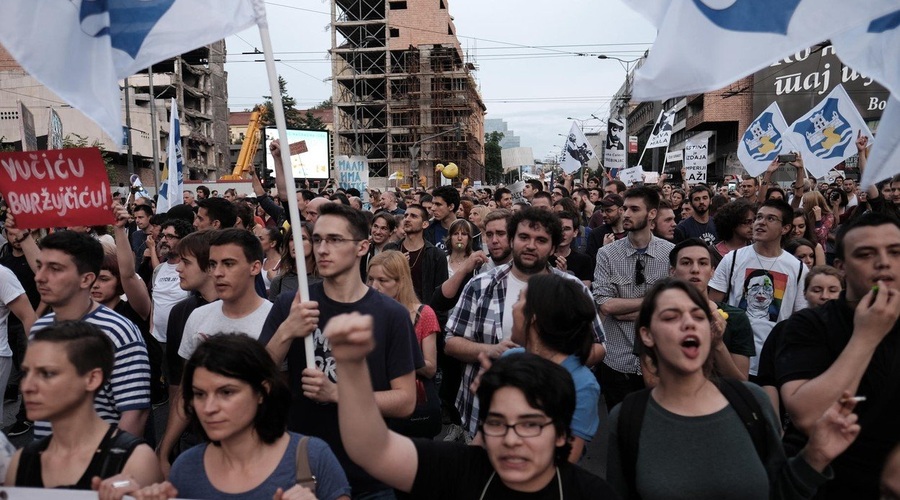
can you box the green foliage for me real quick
[259,76,327,131]
[0,137,15,153]
[313,97,332,110]
[63,133,117,182]
[484,131,504,184]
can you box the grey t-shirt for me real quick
[178,299,272,360]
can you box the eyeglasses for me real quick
[741,218,754,225]
[480,419,554,438]
[161,233,180,240]
[754,214,783,225]
[635,258,646,286]
[311,235,363,247]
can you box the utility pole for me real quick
[148,66,161,193]
[123,78,135,175]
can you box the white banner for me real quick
[645,109,676,149]
[666,150,683,163]
[336,155,369,194]
[738,102,795,177]
[0,0,261,141]
[787,84,874,179]
[561,122,596,174]
[501,147,535,174]
[157,98,183,214]
[604,117,626,171]
[622,0,898,101]
[618,166,644,186]
[684,137,708,185]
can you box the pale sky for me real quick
[224,0,656,161]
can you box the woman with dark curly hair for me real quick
[711,199,755,264]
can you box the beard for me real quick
[693,204,708,216]
[624,215,649,232]
[490,247,512,263]
[512,251,549,275]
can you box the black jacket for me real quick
[384,238,448,302]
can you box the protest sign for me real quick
[0,148,115,229]
[336,155,369,196]
[666,150,683,163]
[684,138,709,185]
[618,166,644,186]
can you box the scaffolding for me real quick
[331,0,485,185]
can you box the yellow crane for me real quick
[222,105,266,180]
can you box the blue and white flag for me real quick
[787,85,874,179]
[622,0,899,101]
[738,102,795,176]
[157,99,183,214]
[833,10,900,188]
[0,0,261,142]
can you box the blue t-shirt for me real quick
[432,223,449,253]
[170,432,350,500]
[503,348,600,441]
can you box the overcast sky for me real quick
[224,0,656,161]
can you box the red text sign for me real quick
[0,148,115,229]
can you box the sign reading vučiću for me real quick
[0,148,115,229]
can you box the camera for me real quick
[830,191,841,201]
[778,153,797,163]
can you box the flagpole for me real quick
[660,143,670,174]
[257,7,316,370]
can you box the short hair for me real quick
[760,198,794,229]
[785,237,816,256]
[432,185,461,212]
[174,230,214,271]
[39,230,103,276]
[713,199,755,242]
[419,193,433,204]
[507,207,563,248]
[477,353,575,465]
[329,192,350,205]
[31,321,115,387]
[483,208,513,227]
[318,202,369,241]
[741,175,760,186]
[149,213,167,226]
[182,333,290,445]
[298,189,317,202]
[196,185,210,198]
[224,188,237,198]
[161,218,195,239]
[668,237,712,268]
[525,179,543,192]
[622,186,661,212]
[493,187,512,203]
[166,204,196,225]
[532,191,553,206]
[523,274,594,364]
[835,212,900,260]
[133,204,153,218]
[606,180,627,194]
[553,186,570,198]
[805,265,845,290]
[346,188,361,197]
[689,184,713,199]
[372,212,398,233]
[556,210,580,229]
[233,202,254,229]
[406,203,430,221]
[197,198,238,228]
[765,186,787,201]
[209,228,264,264]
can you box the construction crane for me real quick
[222,105,266,180]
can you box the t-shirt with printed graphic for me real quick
[709,246,807,376]
[178,300,272,360]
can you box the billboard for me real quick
[264,128,330,180]
[752,44,889,123]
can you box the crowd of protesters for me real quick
[0,135,896,499]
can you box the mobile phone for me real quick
[778,153,797,163]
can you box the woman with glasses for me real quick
[607,278,861,500]
[327,311,615,499]
[132,334,350,500]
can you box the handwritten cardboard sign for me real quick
[0,148,115,229]
[335,155,369,196]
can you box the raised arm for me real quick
[3,214,40,273]
[329,313,419,493]
[269,139,290,203]
[112,203,151,319]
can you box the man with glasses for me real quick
[593,186,674,411]
[150,219,193,354]
[260,202,420,497]
[710,198,808,380]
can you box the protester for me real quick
[651,200,677,243]
[711,198,754,263]
[360,212,397,281]
[270,222,319,301]
[674,185,717,244]
[255,226,283,293]
[445,218,474,278]
[785,238,817,270]
[330,316,616,498]
[607,278,861,499]
[135,334,350,500]
[384,204,448,302]
[791,210,827,266]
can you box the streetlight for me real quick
[598,54,643,171]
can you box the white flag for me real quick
[833,10,900,188]
[157,99,183,214]
[787,85,874,179]
[560,123,596,174]
[621,0,898,101]
[645,109,676,149]
[738,102,795,177]
[0,0,261,142]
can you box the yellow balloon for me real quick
[435,163,445,172]
[462,178,470,186]
[442,162,459,179]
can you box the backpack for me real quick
[617,378,769,500]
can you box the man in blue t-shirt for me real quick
[674,184,717,245]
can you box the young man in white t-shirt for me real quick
[709,198,808,378]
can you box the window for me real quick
[390,28,400,37]
[389,1,407,9]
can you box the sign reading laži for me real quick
[0,148,115,229]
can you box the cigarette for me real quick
[841,396,866,403]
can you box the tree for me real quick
[300,111,326,131]
[484,131,504,184]
[313,97,332,110]
[63,133,116,182]
[261,75,302,129]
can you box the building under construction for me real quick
[331,0,486,185]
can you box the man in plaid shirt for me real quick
[445,208,606,438]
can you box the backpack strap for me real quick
[725,247,740,299]
[97,426,144,480]
[295,436,317,495]
[796,257,804,287]
[617,388,652,500]
[715,378,769,465]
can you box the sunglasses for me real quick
[635,258,646,286]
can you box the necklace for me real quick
[753,247,779,274]
[403,243,424,269]
[479,468,562,499]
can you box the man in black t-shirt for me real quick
[550,212,594,287]
[778,213,900,499]
[260,202,421,497]
[674,184,717,245]
[586,194,626,260]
